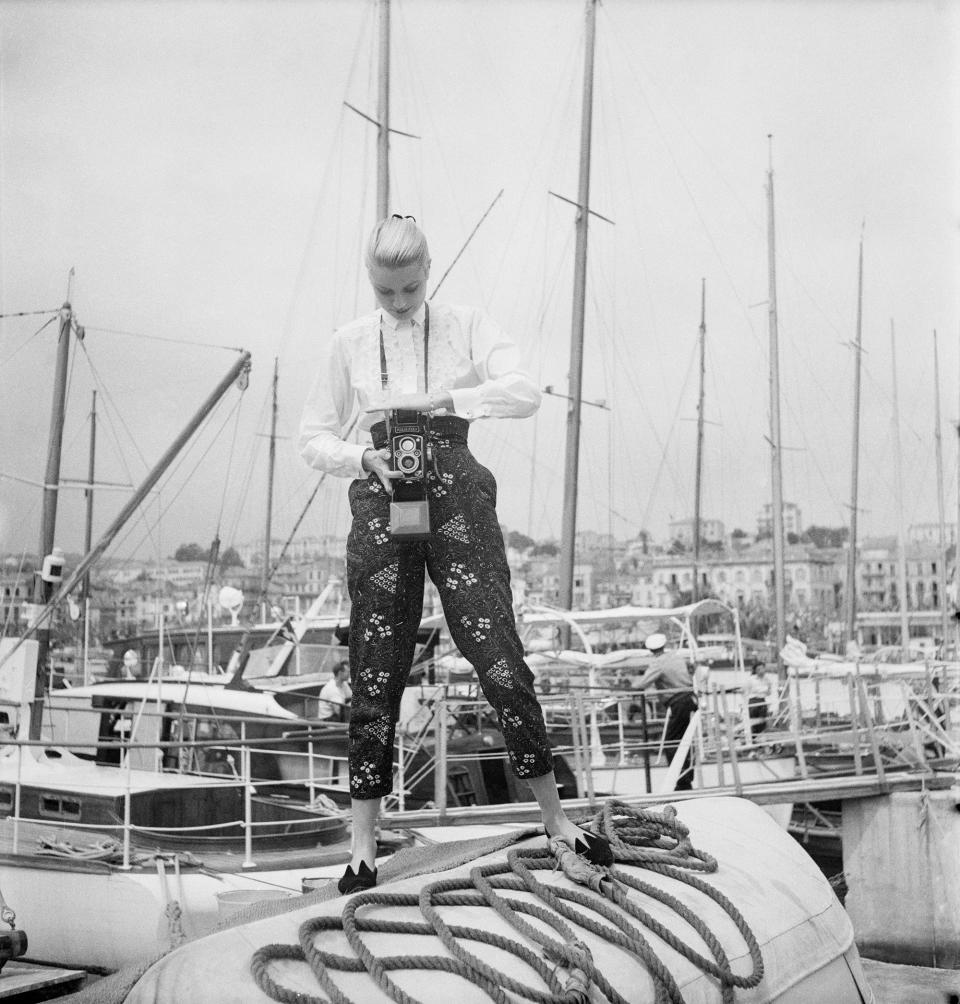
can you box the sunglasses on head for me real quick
[391,214,416,222]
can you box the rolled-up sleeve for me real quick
[298,336,368,477]
[448,309,541,420]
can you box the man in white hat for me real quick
[634,633,697,790]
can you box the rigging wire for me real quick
[429,190,504,300]
[170,392,253,740]
[109,393,246,563]
[601,6,897,541]
[220,374,274,550]
[273,100,354,362]
[0,314,58,369]
[481,197,577,538]
[593,8,866,542]
[265,412,359,590]
[82,325,244,353]
[74,336,168,563]
[0,308,60,319]
[77,338,153,472]
[213,384,246,534]
[637,337,700,536]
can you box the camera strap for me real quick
[380,302,430,443]
[379,302,429,390]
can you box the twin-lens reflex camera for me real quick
[387,410,432,540]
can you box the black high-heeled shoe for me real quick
[546,826,614,867]
[337,859,378,894]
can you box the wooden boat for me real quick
[0,744,348,855]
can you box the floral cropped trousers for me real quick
[344,416,553,800]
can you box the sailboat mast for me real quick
[692,279,706,603]
[38,304,72,569]
[376,0,390,220]
[30,301,73,738]
[765,139,787,673]
[844,230,864,646]
[558,0,597,611]
[933,330,949,650]
[261,357,279,606]
[890,321,910,647]
[82,389,97,681]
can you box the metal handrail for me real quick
[0,730,348,870]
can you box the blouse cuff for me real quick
[346,441,371,478]
[449,386,487,420]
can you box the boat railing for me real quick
[528,671,941,800]
[19,677,941,850]
[754,667,956,786]
[0,731,350,872]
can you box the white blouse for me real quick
[298,301,541,478]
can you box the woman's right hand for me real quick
[362,447,397,494]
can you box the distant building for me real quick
[0,570,33,632]
[757,502,803,539]
[668,518,725,548]
[643,543,841,614]
[908,522,957,547]
[524,556,594,609]
[855,537,954,614]
[160,561,209,589]
[99,565,148,587]
[234,535,345,568]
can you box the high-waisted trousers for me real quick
[344,416,553,800]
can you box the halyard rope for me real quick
[251,801,764,1004]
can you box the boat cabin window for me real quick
[39,794,82,821]
[0,788,12,814]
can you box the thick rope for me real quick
[250,801,764,1004]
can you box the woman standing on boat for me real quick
[299,215,611,893]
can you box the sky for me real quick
[0,0,958,572]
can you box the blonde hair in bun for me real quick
[365,215,430,271]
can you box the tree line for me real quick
[173,543,244,567]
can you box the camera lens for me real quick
[400,437,416,452]
[399,455,418,473]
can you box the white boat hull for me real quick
[125,797,877,1003]
[0,853,333,971]
[0,821,528,972]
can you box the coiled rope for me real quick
[251,801,764,1004]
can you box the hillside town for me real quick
[3,502,957,660]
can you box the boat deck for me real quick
[861,959,960,1003]
[0,816,347,873]
[0,961,86,1000]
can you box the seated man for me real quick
[317,661,352,722]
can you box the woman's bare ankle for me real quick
[350,836,377,868]
[543,813,577,837]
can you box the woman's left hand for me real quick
[365,391,452,414]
